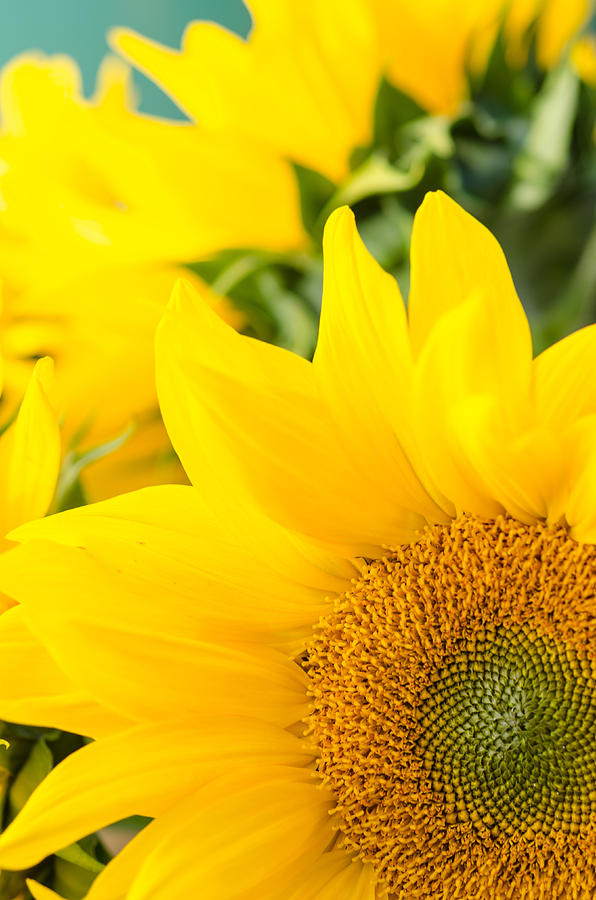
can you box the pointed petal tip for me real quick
[26,880,63,900]
[324,205,355,232]
[31,355,54,385]
[418,189,457,217]
[322,205,357,254]
[107,26,134,52]
[165,277,202,317]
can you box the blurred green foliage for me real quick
[195,34,596,359]
[0,723,107,899]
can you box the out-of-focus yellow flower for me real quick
[0,53,304,288]
[1,195,596,898]
[0,356,101,738]
[0,357,59,547]
[0,54,260,497]
[115,0,382,181]
[571,33,596,85]
[504,0,591,69]
[0,358,133,743]
[374,0,592,112]
[112,0,592,170]
[0,263,240,499]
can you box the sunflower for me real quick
[0,52,296,498]
[0,355,132,731]
[112,0,591,176]
[0,193,595,898]
[0,357,59,548]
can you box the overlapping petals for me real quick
[156,191,595,552]
[0,192,595,900]
[0,53,303,497]
[112,0,380,181]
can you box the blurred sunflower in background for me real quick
[0,0,593,507]
[0,358,113,900]
[113,0,596,356]
[0,50,297,502]
[0,195,595,899]
[0,1,593,899]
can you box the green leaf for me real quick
[293,164,336,236]
[508,61,580,210]
[328,153,424,210]
[373,77,426,156]
[8,739,53,819]
[55,843,104,874]
[53,855,99,900]
[51,423,134,514]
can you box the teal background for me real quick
[0,1,250,118]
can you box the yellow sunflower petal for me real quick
[84,819,161,900]
[533,324,596,430]
[0,53,306,284]
[0,720,312,870]
[0,53,81,137]
[126,768,334,900]
[93,54,136,110]
[412,298,508,516]
[571,34,596,85]
[408,191,532,373]
[157,280,418,555]
[282,851,381,900]
[0,542,309,724]
[7,484,349,649]
[462,324,596,526]
[111,0,379,181]
[315,207,447,525]
[0,357,60,537]
[407,195,535,517]
[534,0,590,68]
[0,605,133,737]
[26,883,63,900]
[565,416,596,540]
[370,0,489,114]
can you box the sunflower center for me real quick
[307,516,596,898]
[419,625,596,838]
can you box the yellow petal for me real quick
[533,324,596,430]
[93,54,137,111]
[0,53,306,284]
[85,818,162,900]
[0,605,133,737]
[281,851,380,900]
[111,0,380,181]
[406,194,535,516]
[315,206,449,524]
[370,0,490,113]
[0,53,81,137]
[451,394,562,522]
[157,280,421,556]
[0,357,60,536]
[408,192,532,375]
[412,290,536,517]
[26,883,63,900]
[0,540,309,724]
[535,0,590,68]
[565,416,596,540]
[126,767,334,900]
[0,265,237,506]
[571,35,596,85]
[7,484,349,650]
[0,720,312,870]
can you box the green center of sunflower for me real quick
[418,625,596,838]
[307,516,596,899]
